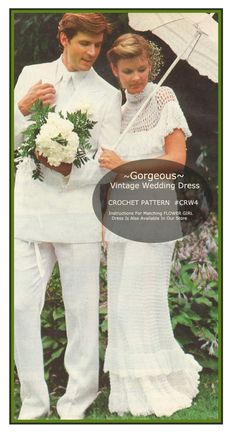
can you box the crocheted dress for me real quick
[104,83,202,417]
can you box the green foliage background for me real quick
[13,11,220,414]
[14,13,129,83]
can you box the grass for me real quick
[12,370,220,423]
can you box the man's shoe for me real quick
[18,409,49,420]
[59,412,85,420]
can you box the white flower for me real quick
[200,341,209,349]
[74,99,95,117]
[208,341,215,356]
[35,113,80,166]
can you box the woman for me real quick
[99,34,202,417]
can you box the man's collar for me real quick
[55,56,91,88]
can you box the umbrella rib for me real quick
[185,34,217,67]
[150,17,185,32]
[186,31,202,61]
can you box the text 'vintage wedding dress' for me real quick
[104,83,202,417]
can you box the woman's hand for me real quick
[35,151,72,176]
[98,147,126,170]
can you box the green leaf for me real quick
[100,319,108,333]
[195,297,213,307]
[42,337,58,350]
[205,289,218,301]
[181,271,193,287]
[176,334,193,346]
[51,134,68,147]
[56,336,67,345]
[180,263,197,272]
[99,344,105,361]
[200,327,216,341]
[186,310,202,321]
[190,325,202,337]
[174,314,193,327]
[41,319,53,328]
[99,306,107,315]
[44,347,65,366]
[209,307,218,320]
[192,285,201,296]
[58,322,66,331]
[53,308,65,320]
[171,316,179,329]
[198,356,218,370]
[207,281,218,288]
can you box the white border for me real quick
[1,1,232,431]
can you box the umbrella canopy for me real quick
[112,12,218,150]
[128,12,218,83]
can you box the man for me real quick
[14,13,121,420]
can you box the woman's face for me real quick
[112,56,151,94]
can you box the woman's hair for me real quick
[107,33,153,66]
[57,13,112,46]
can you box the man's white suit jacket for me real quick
[14,58,121,243]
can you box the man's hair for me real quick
[57,13,112,46]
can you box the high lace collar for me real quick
[125,82,156,105]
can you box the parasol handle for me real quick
[111,30,202,151]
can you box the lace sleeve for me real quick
[156,87,192,140]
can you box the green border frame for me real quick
[10,7,223,425]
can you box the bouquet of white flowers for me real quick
[14,100,96,180]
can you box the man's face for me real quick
[61,31,104,71]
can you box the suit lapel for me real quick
[41,59,60,85]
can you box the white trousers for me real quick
[14,239,101,419]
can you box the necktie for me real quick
[56,72,74,112]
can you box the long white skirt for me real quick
[104,241,202,417]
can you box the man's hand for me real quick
[18,80,56,116]
[35,152,72,177]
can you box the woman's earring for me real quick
[117,79,125,91]
[148,68,152,81]
[116,79,126,102]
